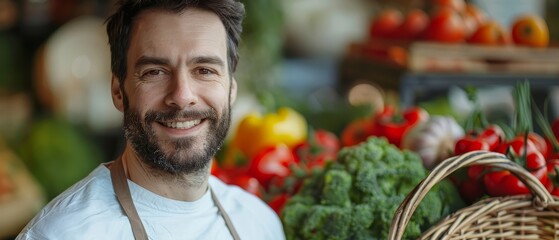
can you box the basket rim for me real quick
[388,150,556,240]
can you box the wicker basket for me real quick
[389,150,559,240]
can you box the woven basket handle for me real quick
[388,150,554,240]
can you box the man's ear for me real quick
[111,75,124,112]
[230,77,238,104]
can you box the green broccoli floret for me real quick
[320,169,352,206]
[350,204,374,232]
[300,205,351,240]
[282,137,463,239]
[282,202,310,239]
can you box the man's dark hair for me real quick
[106,0,245,84]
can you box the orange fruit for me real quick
[467,21,510,45]
[511,15,549,48]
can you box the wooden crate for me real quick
[408,42,559,74]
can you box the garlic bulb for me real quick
[402,116,465,170]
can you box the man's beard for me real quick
[122,106,231,176]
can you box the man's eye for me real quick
[198,68,213,75]
[145,70,163,76]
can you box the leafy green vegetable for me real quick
[282,137,465,239]
[18,117,101,199]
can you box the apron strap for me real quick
[110,157,240,240]
[110,157,149,240]
[211,188,241,240]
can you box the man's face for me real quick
[112,8,237,174]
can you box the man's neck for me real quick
[117,147,210,202]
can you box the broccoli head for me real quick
[281,137,463,239]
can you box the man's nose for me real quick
[164,72,198,109]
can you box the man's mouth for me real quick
[160,119,202,129]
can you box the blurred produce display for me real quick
[35,15,120,133]
[348,0,559,74]
[213,80,559,239]
[0,139,45,239]
[0,0,558,239]
[281,0,373,58]
[17,117,101,200]
[451,82,559,203]
[236,0,283,91]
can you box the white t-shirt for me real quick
[16,164,285,240]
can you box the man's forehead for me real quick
[127,8,228,62]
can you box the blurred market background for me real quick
[0,0,559,238]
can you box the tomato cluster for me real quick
[455,123,559,203]
[368,0,549,48]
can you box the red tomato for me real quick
[454,138,490,156]
[483,170,529,196]
[459,178,485,203]
[467,165,486,180]
[495,136,543,169]
[293,129,340,169]
[552,118,559,140]
[485,137,552,196]
[547,159,559,177]
[369,9,403,39]
[312,129,341,153]
[248,144,296,188]
[526,132,549,159]
[423,7,467,43]
[432,0,466,12]
[268,193,290,216]
[511,14,549,48]
[478,125,505,151]
[467,21,510,45]
[393,9,429,40]
[341,118,375,147]
[454,125,504,155]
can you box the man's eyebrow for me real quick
[134,56,170,69]
[188,56,225,70]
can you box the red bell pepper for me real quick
[373,106,428,147]
[248,144,296,189]
[341,118,375,147]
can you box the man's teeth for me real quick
[163,119,201,129]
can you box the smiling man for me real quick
[16,1,285,239]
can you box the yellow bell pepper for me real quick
[233,107,308,159]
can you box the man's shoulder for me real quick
[17,164,125,239]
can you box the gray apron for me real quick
[110,157,240,240]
